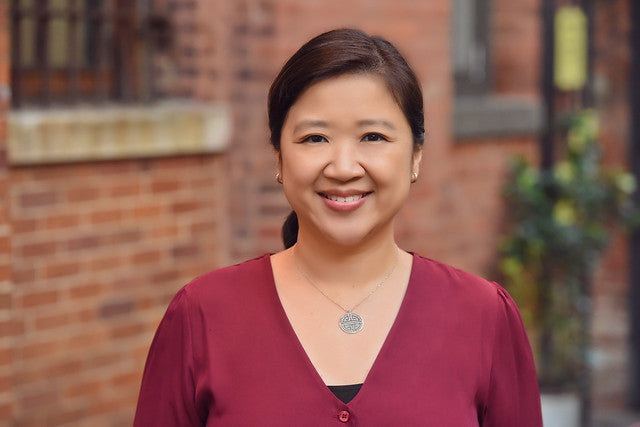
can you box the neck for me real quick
[293,231,400,291]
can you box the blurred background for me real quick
[0,0,638,425]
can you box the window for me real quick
[451,0,542,138]
[10,0,170,108]
[451,0,490,95]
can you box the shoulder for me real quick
[410,253,504,306]
[180,254,273,301]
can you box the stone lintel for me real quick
[8,102,231,165]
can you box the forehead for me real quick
[284,73,407,127]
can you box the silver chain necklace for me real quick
[293,250,399,334]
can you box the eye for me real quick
[302,134,328,144]
[361,133,388,142]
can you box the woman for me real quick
[134,29,542,426]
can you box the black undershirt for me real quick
[328,383,363,404]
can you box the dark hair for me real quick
[268,28,425,248]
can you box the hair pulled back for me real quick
[268,28,425,248]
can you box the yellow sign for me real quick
[555,6,588,91]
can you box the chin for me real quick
[321,224,386,248]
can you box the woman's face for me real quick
[278,73,422,248]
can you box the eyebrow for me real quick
[292,120,329,134]
[292,119,396,133]
[356,119,396,130]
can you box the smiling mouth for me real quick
[319,192,372,202]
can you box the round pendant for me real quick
[339,312,364,334]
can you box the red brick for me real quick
[109,182,141,197]
[69,282,103,299]
[67,186,101,202]
[110,370,142,388]
[77,308,98,323]
[20,241,58,257]
[171,200,202,213]
[0,292,10,310]
[67,234,103,251]
[13,266,36,283]
[82,351,120,370]
[20,340,61,359]
[89,393,136,417]
[21,387,59,409]
[21,289,59,308]
[152,179,181,193]
[0,262,10,281]
[65,379,104,399]
[66,332,107,352]
[110,322,146,339]
[90,208,123,224]
[46,408,87,426]
[132,204,164,219]
[171,242,200,258]
[99,300,134,319]
[35,312,71,331]
[191,219,218,234]
[0,318,24,337]
[49,358,84,377]
[44,261,80,279]
[132,249,163,265]
[0,346,12,365]
[108,229,142,245]
[43,213,81,230]
[152,269,181,284]
[0,402,15,422]
[12,218,37,233]
[19,190,59,208]
[0,235,10,253]
[0,373,12,394]
[111,276,141,292]
[190,176,216,189]
[89,255,124,272]
[148,224,180,239]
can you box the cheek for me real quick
[280,148,323,188]
[365,149,414,180]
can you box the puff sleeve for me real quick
[481,285,543,426]
[134,288,206,426]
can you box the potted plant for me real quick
[499,110,639,426]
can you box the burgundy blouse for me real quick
[134,254,542,426]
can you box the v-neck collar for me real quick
[263,252,417,407]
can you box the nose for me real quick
[322,141,365,182]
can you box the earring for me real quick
[411,172,418,183]
[276,172,283,184]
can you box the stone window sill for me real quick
[453,95,543,140]
[8,101,231,165]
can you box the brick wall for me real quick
[0,0,13,421]
[10,157,228,425]
[590,0,632,409]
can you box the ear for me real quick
[411,146,423,177]
[275,151,282,176]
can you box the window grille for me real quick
[451,0,491,95]
[10,0,171,108]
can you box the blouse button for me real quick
[338,410,350,422]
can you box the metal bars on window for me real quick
[451,0,491,95]
[10,0,162,108]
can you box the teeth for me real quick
[327,194,364,202]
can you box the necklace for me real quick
[293,250,399,334]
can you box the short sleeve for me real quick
[134,288,205,426]
[481,285,542,426]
